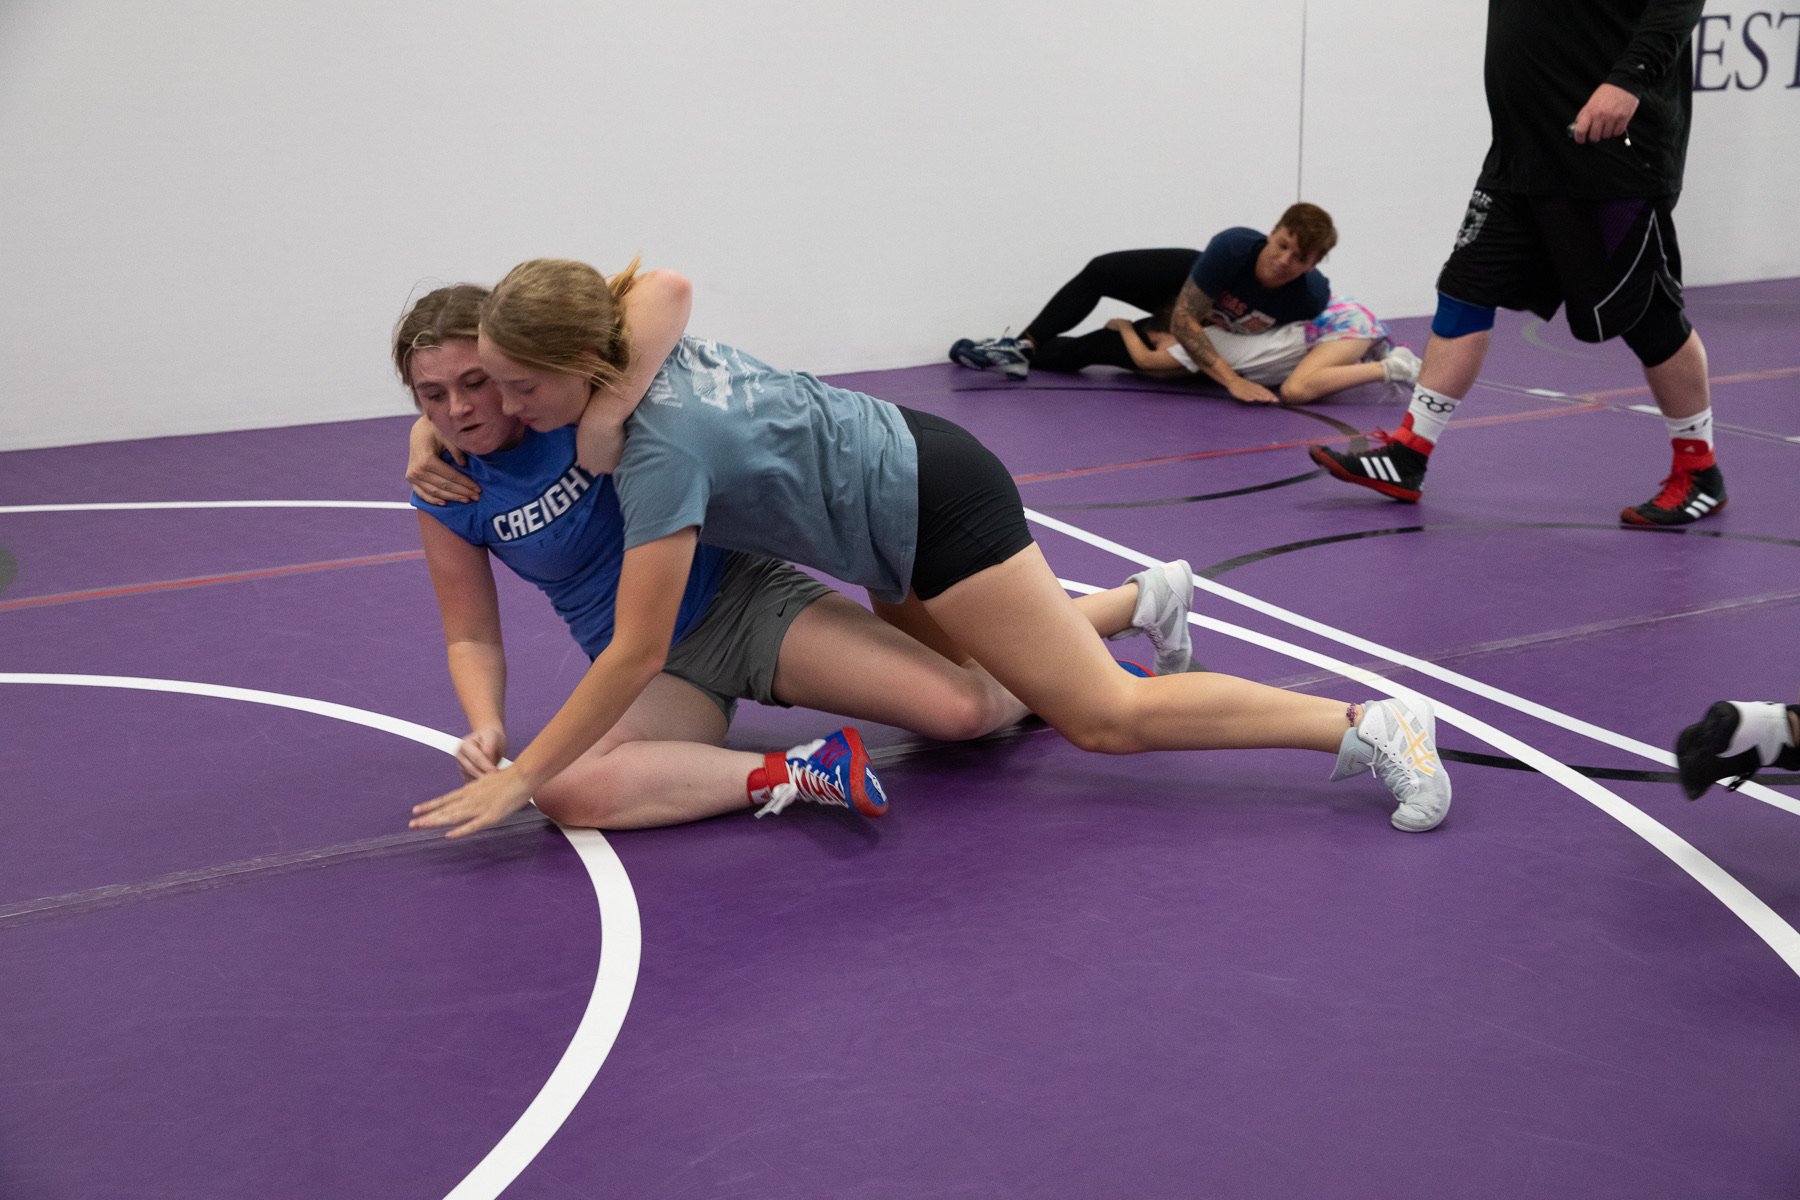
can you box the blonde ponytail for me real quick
[480,257,640,391]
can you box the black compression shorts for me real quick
[899,406,1035,601]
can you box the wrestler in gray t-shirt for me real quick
[613,337,920,604]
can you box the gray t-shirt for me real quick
[614,337,920,604]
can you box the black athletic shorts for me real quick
[1436,188,1686,343]
[899,406,1035,601]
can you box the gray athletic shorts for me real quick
[660,551,835,721]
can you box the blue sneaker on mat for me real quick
[752,728,888,819]
[949,335,1030,379]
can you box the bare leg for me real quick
[532,672,758,829]
[1417,330,1488,399]
[773,593,1028,738]
[1073,582,1143,638]
[869,593,971,664]
[872,578,1152,661]
[922,545,1349,755]
[1640,330,1709,421]
[1279,339,1383,404]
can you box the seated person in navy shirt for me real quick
[950,203,1419,405]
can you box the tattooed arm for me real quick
[1169,278,1280,405]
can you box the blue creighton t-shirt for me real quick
[613,337,919,604]
[411,426,726,658]
[1188,226,1330,334]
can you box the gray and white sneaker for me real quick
[1330,695,1451,832]
[949,335,1031,380]
[1107,559,1198,675]
[1380,346,1422,386]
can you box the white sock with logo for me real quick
[1664,407,1713,449]
[1404,385,1462,446]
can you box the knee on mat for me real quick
[533,768,630,828]
[1055,710,1143,756]
[918,684,1017,742]
[922,709,998,744]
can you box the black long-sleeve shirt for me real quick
[1478,0,1702,198]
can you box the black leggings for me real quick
[1022,248,1199,373]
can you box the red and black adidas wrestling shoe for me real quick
[1309,432,1430,503]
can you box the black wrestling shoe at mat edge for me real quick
[1674,700,1800,799]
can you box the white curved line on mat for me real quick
[0,673,635,1200]
[1051,561,1800,979]
[1028,508,1798,816]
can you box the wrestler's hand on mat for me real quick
[1225,376,1280,405]
[455,726,507,781]
[1570,82,1638,144]
[406,417,480,505]
[410,767,534,838]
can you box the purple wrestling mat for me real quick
[3,279,1798,1198]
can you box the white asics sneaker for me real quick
[1381,346,1422,386]
[1107,559,1198,675]
[1330,696,1451,832]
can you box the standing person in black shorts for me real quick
[1309,0,1722,527]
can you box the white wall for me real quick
[1299,1,1490,320]
[1,1,1794,451]
[1679,4,1800,285]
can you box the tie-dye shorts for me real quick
[1304,295,1392,358]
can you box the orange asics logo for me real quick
[1401,718,1438,777]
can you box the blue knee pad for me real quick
[1431,293,1496,339]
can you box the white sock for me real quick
[1665,407,1713,448]
[1405,385,1462,445]
[1726,702,1795,765]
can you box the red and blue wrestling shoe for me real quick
[748,728,888,819]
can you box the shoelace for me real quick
[981,328,1024,356]
[1646,469,1695,509]
[754,785,798,818]
[754,768,849,818]
[1371,752,1418,802]
[790,763,849,805]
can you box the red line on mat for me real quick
[1577,364,1800,403]
[0,550,425,612]
[1013,401,1608,485]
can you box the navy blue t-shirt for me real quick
[411,426,726,659]
[1188,227,1329,334]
